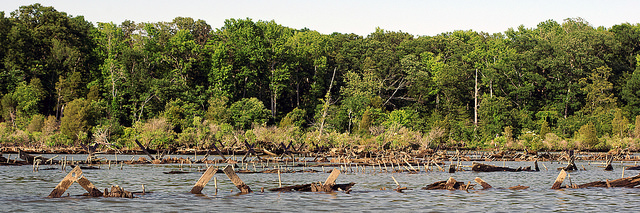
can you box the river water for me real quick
[1,154,639,212]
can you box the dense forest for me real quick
[2,4,640,152]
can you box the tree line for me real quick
[2,4,640,151]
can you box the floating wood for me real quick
[77,176,103,197]
[551,170,568,189]
[474,177,492,189]
[223,165,252,193]
[48,166,83,198]
[190,166,218,194]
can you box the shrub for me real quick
[279,108,306,128]
[578,122,599,149]
[27,114,45,133]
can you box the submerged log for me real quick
[472,162,517,172]
[48,166,83,198]
[423,177,470,190]
[223,165,252,193]
[508,185,530,190]
[268,168,354,192]
[576,174,640,188]
[190,166,218,194]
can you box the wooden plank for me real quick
[190,167,218,194]
[474,177,492,189]
[48,166,83,198]
[77,176,103,197]
[324,168,340,186]
[551,169,567,189]
[222,165,252,193]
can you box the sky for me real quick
[1,0,640,36]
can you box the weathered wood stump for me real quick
[104,185,134,198]
[423,177,471,190]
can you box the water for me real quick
[2,154,640,212]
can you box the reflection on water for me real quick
[1,154,640,212]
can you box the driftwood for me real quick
[471,162,533,172]
[19,149,58,164]
[423,177,472,190]
[269,168,355,192]
[223,165,252,193]
[78,176,103,197]
[48,166,135,198]
[103,185,134,198]
[190,166,218,194]
[474,177,492,189]
[48,166,83,198]
[576,174,640,188]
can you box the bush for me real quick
[279,108,306,128]
[578,122,599,149]
[27,114,45,132]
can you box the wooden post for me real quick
[190,166,218,194]
[48,166,82,198]
[222,165,252,193]
[278,169,282,188]
[324,168,340,187]
[77,176,103,197]
[474,177,492,189]
[551,170,567,189]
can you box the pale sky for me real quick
[1,0,639,36]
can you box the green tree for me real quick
[60,98,95,143]
[578,122,599,149]
[229,98,270,129]
[611,109,629,138]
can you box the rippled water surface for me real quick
[2,154,640,212]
